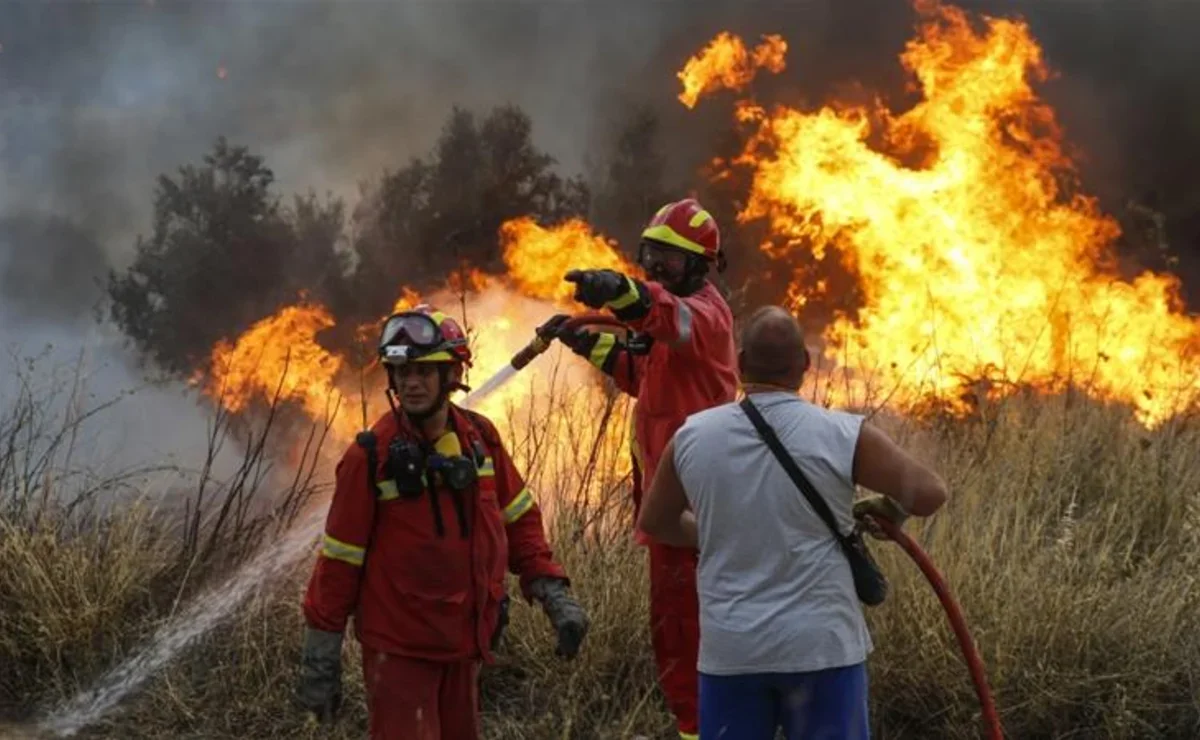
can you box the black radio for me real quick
[385,438,426,498]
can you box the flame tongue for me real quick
[500,216,642,304]
[677,32,787,109]
[207,303,343,416]
[199,217,639,480]
[720,6,1199,425]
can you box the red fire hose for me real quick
[516,313,1002,739]
[869,516,1003,740]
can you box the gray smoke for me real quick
[2,0,1198,467]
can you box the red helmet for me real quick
[640,198,720,262]
[378,305,473,367]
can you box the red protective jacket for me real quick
[588,279,739,527]
[302,404,567,663]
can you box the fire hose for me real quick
[868,516,1003,740]
[510,312,1002,740]
[509,312,630,370]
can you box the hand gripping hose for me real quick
[509,312,629,370]
[867,515,1003,740]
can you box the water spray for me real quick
[27,314,1001,740]
[29,312,621,738]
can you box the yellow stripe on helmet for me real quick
[410,350,457,363]
[641,224,707,257]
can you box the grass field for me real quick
[2,351,1199,739]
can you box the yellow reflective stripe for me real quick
[679,733,699,740]
[321,534,365,566]
[479,458,495,477]
[606,277,641,310]
[589,332,617,369]
[411,350,455,362]
[377,479,400,501]
[688,208,712,228]
[642,223,707,256]
[503,488,535,524]
[377,476,430,500]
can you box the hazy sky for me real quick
[1,0,1197,467]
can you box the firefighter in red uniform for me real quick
[296,305,589,739]
[539,198,739,739]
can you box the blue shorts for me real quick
[698,662,870,740]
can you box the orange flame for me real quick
[677,32,787,109]
[500,216,642,304]
[391,287,421,314]
[201,218,637,506]
[206,302,356,436]
[713,6,1199,425]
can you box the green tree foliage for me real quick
[106,105,592,379]
[344,105,590,324]
[106,136,346,377]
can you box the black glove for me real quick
[564,269,632,309]
[530,577,589,659]
[535,313,602,358]
[296,627,343,723]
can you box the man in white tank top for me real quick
[637,306,949,740]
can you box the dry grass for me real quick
[2,351,1199,739]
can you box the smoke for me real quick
[1,0,1197,430]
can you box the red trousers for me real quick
[649,540,701,739]
[361,647,480,740]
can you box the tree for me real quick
[106,137,345,377]
[590,104,670,256]
[344,104,590,324]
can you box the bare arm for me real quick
[852,420,948,516]
[636,438,698,548]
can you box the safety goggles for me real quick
[638,239,690,272]
[381,312,442,350]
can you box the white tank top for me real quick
[672,392,873,675]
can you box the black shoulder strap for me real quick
[739,396,849,544]
[355,430,379,495]
[459,408,501,451]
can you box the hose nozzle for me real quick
[508,312,629,372]
[510,335,551,371]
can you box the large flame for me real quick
[201,219,638,508]
[500,216,643,303]
[703,5,1199,425]
[677,32,787,109]
[207,303,350,429]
